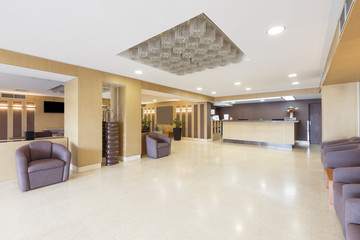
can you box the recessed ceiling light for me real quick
[234,82,241,86]
[292,82,299,85]
[282,96,296,101]
[197,87,203,91]
[153,99,157,102]
[260,99,265,102]
[245,87,251,91]
[135,70,143,75]
[267,26,286,35]
[232,101,236,104]
[211,91,216,94]
[288,73,297,78]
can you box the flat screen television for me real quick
[44,101,64,113]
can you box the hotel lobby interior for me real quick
[1,0,360,239]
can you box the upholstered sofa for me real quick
[333,167,360,237]
[345,199,360,240]
[146,132,171,159]
[15,141,71,191]
[325,145,360,169]
[321,137,360,149]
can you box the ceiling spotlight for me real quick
[292,82,299,85]
[197,87,203,91]
[135,70,143,75]
[267,26,286,35]
[245,87,251,91]
[153,99,157,102]
[234,82,241,86]
[211,91,216,94]
[288,73,297,78]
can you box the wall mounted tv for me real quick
[44,101,64,113]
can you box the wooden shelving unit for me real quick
[211,120,221,141]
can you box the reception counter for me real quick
[222,120,298,148]
[0,137,68,182]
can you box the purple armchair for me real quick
[146,132,171,159]
[15,141,71,191]
[345,199,360,240]
[333,167,360,237]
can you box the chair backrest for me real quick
[28,141,52,161]
[148,132,158,140]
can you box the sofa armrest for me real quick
[334,167,360,184]
[15,145,30,191]
[146,136,158,158]
[321,139,353,149]
[52,143,71,181]
[323,143,359,155]
[326,148,360,168]
[346,199,360,226]
[157,134,171,144]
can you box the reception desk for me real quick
[0,137,68,182]
[222,120,298,148]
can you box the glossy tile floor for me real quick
[0,140,344,240]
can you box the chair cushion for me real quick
[157,143,169,149]
[29,141,52,161]
[347,223,360,240]
[28,159,65,173]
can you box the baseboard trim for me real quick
[71,163,101,173]
[121,155,141,162]
[295,140,310,147]
[181,137,212,142]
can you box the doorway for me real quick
[309,103,322,144]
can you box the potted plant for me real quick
[141,116,151,132]
[170,118,184,141]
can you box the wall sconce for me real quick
[144,110,148,114]
[176,108,181,113]
[152,109,155,114]
[26,106,36,110]
[187,108,192,112]
[13,106,23,110]
[0,105,8,109]
[182,108,186,112]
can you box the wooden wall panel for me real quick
[200,104,204,139]
[181,105,186,137]
[188,105,192,138]
[26,110,35,131]
[322,82,359,141]
[13,109,22,138]
[194,105,198,138]
[207,102,211,139]
[0,109,7,140]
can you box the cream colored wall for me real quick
[322,82,359,141]
[0,95,64,138]
[143,100,209,139]
[0,49,141,169]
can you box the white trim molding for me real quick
[181,137,212,142]
[121,155,141,162]
[70,163,101,173]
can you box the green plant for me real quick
[170,118,184,128]
[142,116,151,128]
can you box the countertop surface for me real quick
[222,120,300,123]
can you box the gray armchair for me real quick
[146,132,171,159]
[345,199,360,240]
[333,167,360,236]
[15,141,71,191]
[321,143,360,167]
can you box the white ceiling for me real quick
[141,89,204,104]
[0,72,65,97]
[0,0,344,97]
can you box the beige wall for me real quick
[143,100,211,139]
[0,49,141,168]
[322,82,359,141]
[0,94,64,138]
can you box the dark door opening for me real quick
[309,103,322,144]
